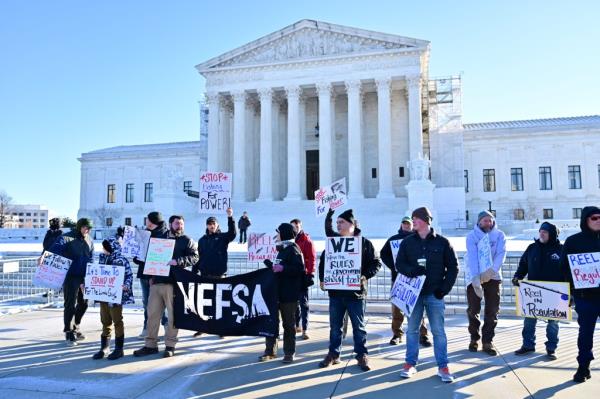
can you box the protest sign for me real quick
[121,226,151,260]
[566,252,600,289]
[323,236,362,290]
[390,273,426,317]
[84,263,125,304]
[516,280,571,321]
[172,268,278,337]
[144,238,176,276]
[477,233,493,274]
[314,178,347,217]
[32,251,71,289]
[248,233,278,263]
[199,171,231,214]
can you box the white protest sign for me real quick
[2,261,19,273]
[477,233,493,274]
[323,236,362,290]
[32,251,72,289]
[390,274,426,317]
[121,226,151,260]
[248,233,278,263]
[567,252,600,289]
[84,263,125,304]
[390,239,403,264]
[199,171,232,214]
[314,178,347,217]
[144,238,176,276]
[516,280,571,321]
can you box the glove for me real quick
[263,259,273,268]
[480,268,495,283]
[272,264,284,273]
[511,277,520,287]
[434,288,446,300]
[471,276,483,299]
[327,208,335,218]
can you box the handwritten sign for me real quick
[567,252,600,289]
[32,251,72,289]
[390,274,426,317]
[248,233,278,263]
[2,261,19,273]
[516,280,571,321]
[390,239,403,264]
[477,233,493,273]
[199,171,231,214]
[323,236,362,290]
[84,263,125,304]
[314,178,347,217]
[144,238,176,276]
[121,226,151,260]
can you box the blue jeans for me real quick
[522,317,559,351]
[295,289,309,331]
[140,278,167,328]
[406,294,448,368]
[574,296,600,366]
[328,296,367,357]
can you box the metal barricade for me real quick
[0,257,55,305]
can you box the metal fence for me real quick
[0,254,523,307]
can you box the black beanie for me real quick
[277,223,296,241]
[539,221,559,241]
[337,209,355,225]
[411,207,433,224]
[147,211,163,225]
[206,216,218,225]
[102,239,113,254]
[76,218,93,231]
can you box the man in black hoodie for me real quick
[513,222,564,359]
[560,206,600,383]
[238,211,251,244]
[193,207,236,278]
[318,209,381,372]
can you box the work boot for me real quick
[319,353,341,368]
[468,341,478,352]
[546,350,557,361]
[420,335,432,347]
[573,363,591,383]
[482,343,498,356]
[514,347,535,356]
[163,346,175,358]
[133,346,158,357]
[282,354,295,364]
[92,335,110,359]
[356,354,371,371]
[389,335,402,345]
[107,336,124,360]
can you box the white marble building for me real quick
[77,20,600,238]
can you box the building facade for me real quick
[5,205,49,229]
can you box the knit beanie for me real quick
[411,207,433,224]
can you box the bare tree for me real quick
[0,190,13,228]
[91,207,122,228]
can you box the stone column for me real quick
[317,82,333,187]
[345,80,364,199]
[376,77,394,198]
[218,97,231,171]
[232,90,247,201]
[298,95,307,199]
[257,88,274,201]
[206,92,220,171]
[407,74,424,160]
[285,85,302,200]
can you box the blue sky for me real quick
[1,1,598,219]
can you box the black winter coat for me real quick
[134,222,169,279]
[238,216,251,230]
[514,239,564,282]
[42,229,63,253]
[381,229,414,282]
[269,241,304,303]
[151,231,199,285]
[49,230,94,278]
[395,228,458,296]
[194,216,236,276]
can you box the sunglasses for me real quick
[590,216,600,221]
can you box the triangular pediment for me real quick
[196,19,429,72]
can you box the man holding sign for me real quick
[318,209,381,372]
[560,206,600,383]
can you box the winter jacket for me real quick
[395,228,459,297]
[152,230,199,285]
[560,206,600,300]
[194,216,237,276]
[98,236,135,305]
[267,241,305,303]
[295,231,316,275]
[238,216,251,230]
[42,229,63,253]
[381,229,414,282]
[133,221,169,279]
[465,223,507,284]
[514,237,564,283]
[50,230,94,278]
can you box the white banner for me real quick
[248,233,278,263]
[199,171,232,214]
[32,251,72,289]
[516,280,571,321]
[84,263,125,304]
[567,252,600,289]
[323,236,362,290]
[144,238,176,276]
[314,178,347,217]
[390,274,426,317]
[121,226,151,260]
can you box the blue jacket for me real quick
[99,236,134,305]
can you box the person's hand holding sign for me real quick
[168,259,177,266]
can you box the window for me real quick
[371,168,377,178]
[483,169,496,192]
[514,208,525,220]
[106,217,113,227]
[573,208,582,219]
[126,183,134,203]
[399,167,405,178]
[464,170,469,193]
[510,168,524,191]
[183,181,192,193]
[539,166,552,190]
[543,209,554,219]
[26,213,31,216]
[107,184,116,203]
[144,183,153,202]
[568,165,582,189]
[33,213,38,216]
[125,217,132,226]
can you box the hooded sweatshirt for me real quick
[99,236,135,305]
[514,223,564,282]
[465,219,507,284]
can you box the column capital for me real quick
[257,87,273,101]
[205,91,219,105]
[285,85,302,100]
[405,74,422,90]
[316,81,333,96]
[344,80,362,95]
[231,89,247,103]
[375,77,392,92]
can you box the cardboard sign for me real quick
[567,252,600,289]
[477,233,493,273]
[516,280,571,321]
[323,236,362,290]
[32,251,72,289]
[390,239,403,264]
[2,261,19,274]
[84,263,125,304]
[390,273,426,317]
[314,178,347,217]
[248,233,278,263]
[144,238,176,276]
[121,226,151,260]
[199,171,232,214]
